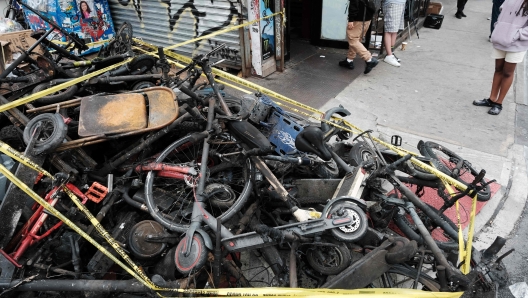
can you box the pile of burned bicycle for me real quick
[0,21,512,298]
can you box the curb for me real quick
[473,146,528,250]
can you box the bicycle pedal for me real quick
[85,182,108,203]
[391,135,402,146]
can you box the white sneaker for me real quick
[384,55,401,67]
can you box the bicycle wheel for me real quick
[393,203,459,252]
[420,141,491,202]
[32,82,79,105]
[368,264,440,291]
[144,132,253,233]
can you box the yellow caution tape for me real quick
[461,194,477,274]
[0,142,53,179]
[164,11,284,51]
[0,58,131,113]
[52,38,109,47]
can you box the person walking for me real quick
[339,0,379,74]
[474,0,528,115]
[456,0,468,18]
[382,0,406,66]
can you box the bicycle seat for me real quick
[295,126,332,161]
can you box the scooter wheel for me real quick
[132,80,156,90]
[174,234,208,275]
[23,113,67,154]
[306,242,350,275]
[328,201,368,243]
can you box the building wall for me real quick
[108,0,244,68]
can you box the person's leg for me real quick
[456,0,467,17]
[350,21,372,61]
[489,58,505,101]
[384,32,393,55]
[495,61,517,104]
[346,27,358,61]
[340,25,357,69]
[391,32,397,48]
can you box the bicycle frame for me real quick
[6,181,105,263]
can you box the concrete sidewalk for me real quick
[318,0,528,274]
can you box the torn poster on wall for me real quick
[23,0,115,55]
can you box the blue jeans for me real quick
[491,0,505,35]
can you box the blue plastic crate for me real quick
[267,110,304,155]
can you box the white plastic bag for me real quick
[0,17,24,33]
[510,282,528,298]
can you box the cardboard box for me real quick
[0,30,43,73]
[427,2,443,15]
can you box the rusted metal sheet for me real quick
[143,88,179,127]
[78,93,148,137]
[108,0,244,68]
[78,87,178,138]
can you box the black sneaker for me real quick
[364,58,379,74]
[488,104,502,115]
[455,12,463,19]
[473,98,493,107]
[339,59,355,70]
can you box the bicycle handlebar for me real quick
[262,155,315,166]
[385,154,412,173]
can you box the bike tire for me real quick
[32,82,79,105]
[420,141,491,202]
[393,203,459,252]
[348,141,379,169]
[368,264,440,291]
[22,113,67,154]
[144,133,253,233]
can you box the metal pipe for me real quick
[406,204,465,286]
[26,98,82,113]
[391,174,458,240]
[214,217,221,288]
[195,97,216,200]
[289,242,298,288]
[9,279,150,292]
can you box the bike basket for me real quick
[267,110,304,155]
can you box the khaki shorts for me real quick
[491,48,527,63]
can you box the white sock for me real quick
[366,58,372,62]
[387,54,394,57]
[347,58,353,62]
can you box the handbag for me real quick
[424,14,444,29]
